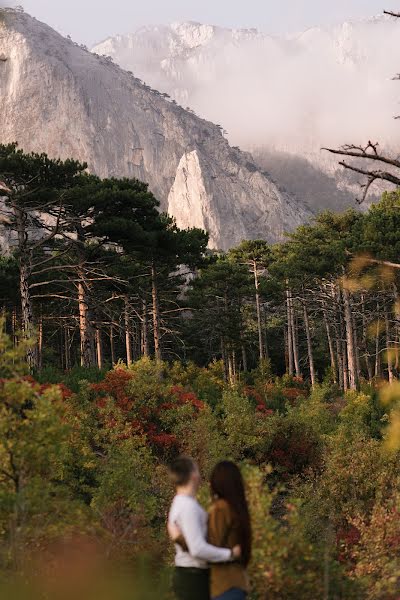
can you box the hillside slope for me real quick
[0,10,311,250]
[93,17,400,211]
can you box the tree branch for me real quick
[31,197,64,251]
[338,160,400,186]
[364,257,400,270]
[384,10,400,17]
[31,294,77,301]
[323,142,400,169]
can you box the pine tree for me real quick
[0,144,86,369]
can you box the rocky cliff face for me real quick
[93,17,400,211]
[0,10,311,250]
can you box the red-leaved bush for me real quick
[266,422,322,476]
[92,369,134,410]
[89,369,204,453]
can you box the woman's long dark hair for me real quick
[210,461,252,567]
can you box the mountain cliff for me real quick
[93,17,400,211]
[0,9,311,250]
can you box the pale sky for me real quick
[17,0,390,46]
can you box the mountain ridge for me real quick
[92,15,400,211]
[0,9,311,250]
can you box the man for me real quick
[168,456,241,600]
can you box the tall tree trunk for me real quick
[342,284,357,390]
[133,320,141,362]
[323,306,337,383]
[38,313,43,371]
[284,328,289,374]
[385,307,394,384]
[15,208,38,370]
[64,325,71,371]
[303,298,316,386]
[151,262,162,361]
[393,284,400,374]
[228,350,236,385]
[221,338,228,382]
[95,326,103,370]
[289,291,301,378]
[361,294,373,382]
[375,307,381,379]
[78,279,95,368]
[20,262,34,337]
[60,326,65,371]
[131,320,137,362]
[342,338,349,391]
[254,260,264,362]
[337,338,344,390]
[352,311,362,384]
[141,298,149,357]
[241,344,248,373]
[12,307,18,347]
[20,262,38,369]
[109,324,116,365]
[335,285,346,390]
[124,296,132,366]
[286,287,294,376]
[263,307,270,360]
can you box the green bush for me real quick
[37,364,107,392]
[0,328,398,598]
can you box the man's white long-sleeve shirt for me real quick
[168,494,231,568]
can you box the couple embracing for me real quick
[168,457,252,600]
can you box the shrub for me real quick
[90,435,168,560]
[265,419,322,476]
[245,465,356,599]
[351,492,400,599]
[169,360,224,408]
[0,375,88,567]
[87,361,207,457]
[339,390,386,439]
[298,430,400,566]
[38,365,107,392]
[221,389,261,460]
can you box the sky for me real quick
[15,0,390,46]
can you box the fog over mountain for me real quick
[93,17,400,210]
[0,9,312,250]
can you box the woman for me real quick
[207,461,251,600]
[169,461,252,600]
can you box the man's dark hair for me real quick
[169,456,196,486]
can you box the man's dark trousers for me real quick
[173,567,210,600]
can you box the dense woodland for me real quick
[0,143,400,599]
[1,142,400,388]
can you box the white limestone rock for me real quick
[0,10,311,250]
[93,16,400,212]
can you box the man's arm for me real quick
[178,505,232,563]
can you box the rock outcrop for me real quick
[93,17,400,212]
[0,10,311,250]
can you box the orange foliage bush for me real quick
[89,369,205,453]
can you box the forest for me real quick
[0,142,400,599]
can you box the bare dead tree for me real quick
[384,10,400,18]
[323,142,400,204]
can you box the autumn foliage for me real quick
[0,346,399,599]
[90,366,205,453]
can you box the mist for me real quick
[105,16,400,157]
[187,20,400,154]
